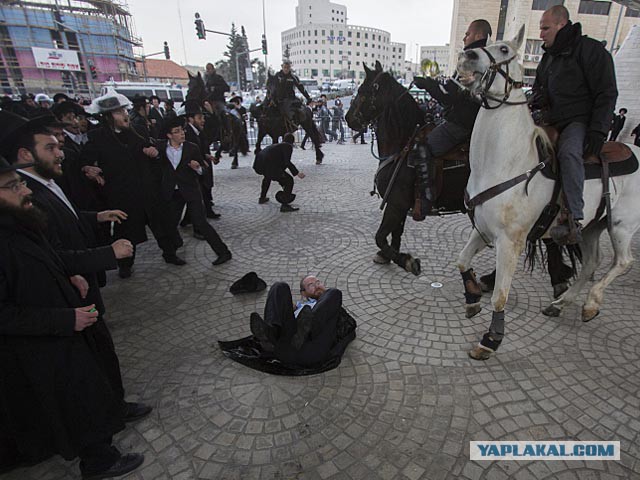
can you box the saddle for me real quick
[410,123,471,217]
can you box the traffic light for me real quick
[88,60,97,80]
[261,34,268,55]
[195,13,206,40]
[163,41,170,60]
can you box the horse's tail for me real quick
[532,126,553,161]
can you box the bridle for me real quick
[474,46,527,109]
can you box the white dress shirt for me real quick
[19,169,78,218]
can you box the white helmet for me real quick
[85,88,132,115]
[34,93,53,104]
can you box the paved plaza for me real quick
[8,143,640,480]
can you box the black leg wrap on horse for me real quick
[480,332,503,352]
[461,269,482,304]
[489,310,505,342]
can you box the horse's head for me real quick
[346,61,401,131]
[265,73,276,98]
[456,25,525,103]
[186,71,206,102]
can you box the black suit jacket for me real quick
[20,173,117,314]
[156,140,205,202]
[253,143,299,179]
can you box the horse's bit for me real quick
[475,47,527,109]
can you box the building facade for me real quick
[0,0,141,96]
[420,45,451,76]
[282,0,406,81]
[447,0,640,83]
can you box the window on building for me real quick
[315,30,318,35]
[330,29,334,36]
[322,59,326,64]
[357,32,360,38]
[322,30,325,35]
[315,40,318,44]
[626,7,640,16]
[348,41,352,46]
[532,0,564,10]
[356,52,360,56]
[312,69,318,76]
[578,0,611,15]
[365,33,368,39]
[364,53,368,57]
[525,39,544,55]
[323,69,329,76]
[348,31,352,37]
[356,42,360,46]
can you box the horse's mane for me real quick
[376,75,423,147]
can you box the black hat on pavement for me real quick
[229,272,268,295]
[0,154,32,174]
[275,191,296,205]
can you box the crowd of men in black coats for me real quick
[0,89,233,478]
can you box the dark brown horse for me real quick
[185,72,248,166]
[250,73,324,164]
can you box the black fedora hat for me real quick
[275,191,296,205]
[0,110,30,149]
[229,272,267,295]
[0,154,32,174]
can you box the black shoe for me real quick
[163,255,186,266]
[280,204,299,213]
[291,306,314,350]
[231,164,238,169]
[258,197,269,204]
[206,210,221,219]
[118,266,132,279]
[123,402,153,423]
[250,312,275,351]
[81,453,144,480]
[212,251,232,266]
[193,232,206,241]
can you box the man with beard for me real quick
[82,91,183,278]
[0,156,144,478]
[249,275,343,367]
[2,111,153,423]
[410,19,492,221]
[531,5,617,244]
[50,102,103,210]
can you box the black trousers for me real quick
[115,212,176,269]
[353,130,366,143]
[260,173,294,201]
[79,439,120,473]
[264,282,342,367]
[170,189,229,256]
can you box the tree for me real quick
[222,23,251,90]
[421,58,440,77]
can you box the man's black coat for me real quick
[532,22,617,135]
[58,134,101,211]
[253,143,299,180]
[185,123,213,191]
[0,215,124,463]
[81,126,167,245]
[156,140,204,202]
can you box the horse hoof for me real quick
[582,307,600,322]
[553,282,569,299]
[404,257,421,276]
[465,303,482,318]
[468,346,492,361]
[542,305,562,317]
[373,253,390,265]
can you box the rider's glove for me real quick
[584,131,606,158]
[413,76,435,91]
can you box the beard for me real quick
[0,196,48,233]
[33,157,62,180]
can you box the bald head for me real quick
[539,5,570,47]
[464,19,492,47]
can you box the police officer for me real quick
[532,5,617,245]
[411,19,493,220]
[272,60,312,123]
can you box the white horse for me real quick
[455,26,640,360]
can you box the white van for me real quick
[331,79,356,92]
[100,81,187,103]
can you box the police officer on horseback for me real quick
[272,60,312,124]
[410,19,493,220]
[531,5,617,245]
[204,63,231,138]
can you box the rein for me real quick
[475,47,527,110]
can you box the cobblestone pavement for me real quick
[7,143,640,480]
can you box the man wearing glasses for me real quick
[250,275,343,367]
[0,155,144,478]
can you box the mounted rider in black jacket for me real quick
[531,5,617,244]
[410,19,492,220]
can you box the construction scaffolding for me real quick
[0,0,144,97]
